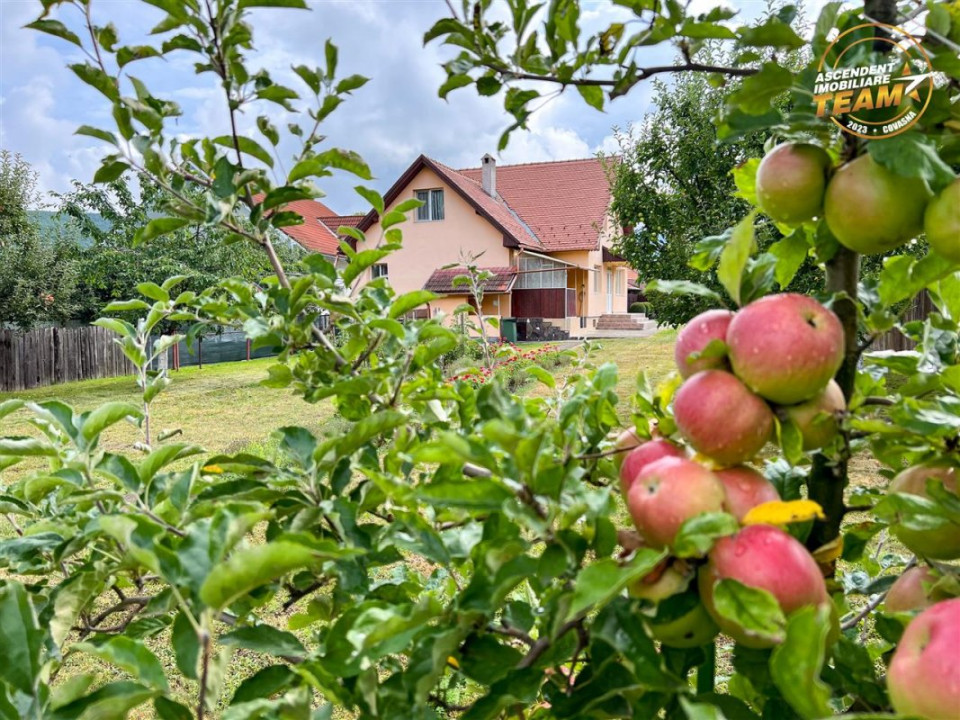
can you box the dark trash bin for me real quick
[501,318,518,344]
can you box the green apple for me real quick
[755,143,831,224]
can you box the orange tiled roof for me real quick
[357,155,614,253]
[423,266,517,294]
[459,158,612,251]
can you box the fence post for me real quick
[246,338,251,362]
[198,336,203,370]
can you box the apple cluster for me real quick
[611,293,851,649]
[755,142,960,261]
[612,291,960,715]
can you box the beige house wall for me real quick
[550,247,628,319]
[428,294,510,334]
[359,166,512,295]
[355,166,629,331]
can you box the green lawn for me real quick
[0,357,336,459]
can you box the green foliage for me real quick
[9,0,960,718]
[55,178,303,325]
[0,151,81,329]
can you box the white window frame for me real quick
[371,263,388,279]
[593,265,601,292]
[516,254,567,290]
[616,269,625,295]
[415,189,445,222]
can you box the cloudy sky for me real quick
[1,0,779,213]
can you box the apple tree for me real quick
[0,0,957,718]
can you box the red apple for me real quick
[777,379,845,450]
[674,309,735,379]
[619,438,685,495]
[699,524,830,648]
[824,154,931,255]
[715,465,781,522]
[627,456,726,549]
[887,598,960,720]
[611,428,642,472]
[755,143,831,224]
[726,293,844,405]
[888,464,960,560]
[885,565,941,613]
[673,370,774,467]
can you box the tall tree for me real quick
[56,177,304,322]
[610,68,778,325]
[0,151,79,329]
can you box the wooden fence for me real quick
[0,326,133,392]
[869,291,934,353]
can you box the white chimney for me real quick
[481,153,496,198]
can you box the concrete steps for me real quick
[595,313,658,331]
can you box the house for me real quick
[354,154,633,337]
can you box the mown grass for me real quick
[0,357,334,456]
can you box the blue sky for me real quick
[1,0,782,213]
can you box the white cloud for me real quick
[1,0,658,210]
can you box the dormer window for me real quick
[415,189,444,221]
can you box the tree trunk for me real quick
[806,0,896,566]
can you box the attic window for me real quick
[415,189,444,221]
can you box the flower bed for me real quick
[447,343,571,391]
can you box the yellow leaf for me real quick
[742,499,825,527]
[812,536,843,564]
[203,464,224,474]
[446,656,460,669]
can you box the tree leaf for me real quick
[25,19,82,47]
[672,512,739,558]
[868,133,956,194]
[213,136,274,168]
[75,125,118,146]
[313,149,372,180]
[171,611,199,680]
[49,681,156,720]
[0,581,44,695]
[769,229,809,289]
[354,185,384,214]
[220,626,306,658]
[566,548,665,621]
[717,212,756,306]
[389,290,437,319]
[335,74,369,94]
[742,500,825,527]
[93,160,129,184]
[770,605,833,719]
[577,84,605,111]
[712,578,786,645]
[646,279,724,304]
[199,542,320,610]
[133,217,190,246]
[81,402,142,443]
[153,697,193,720]
[726,63,794,115]
[74,637,169,691]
